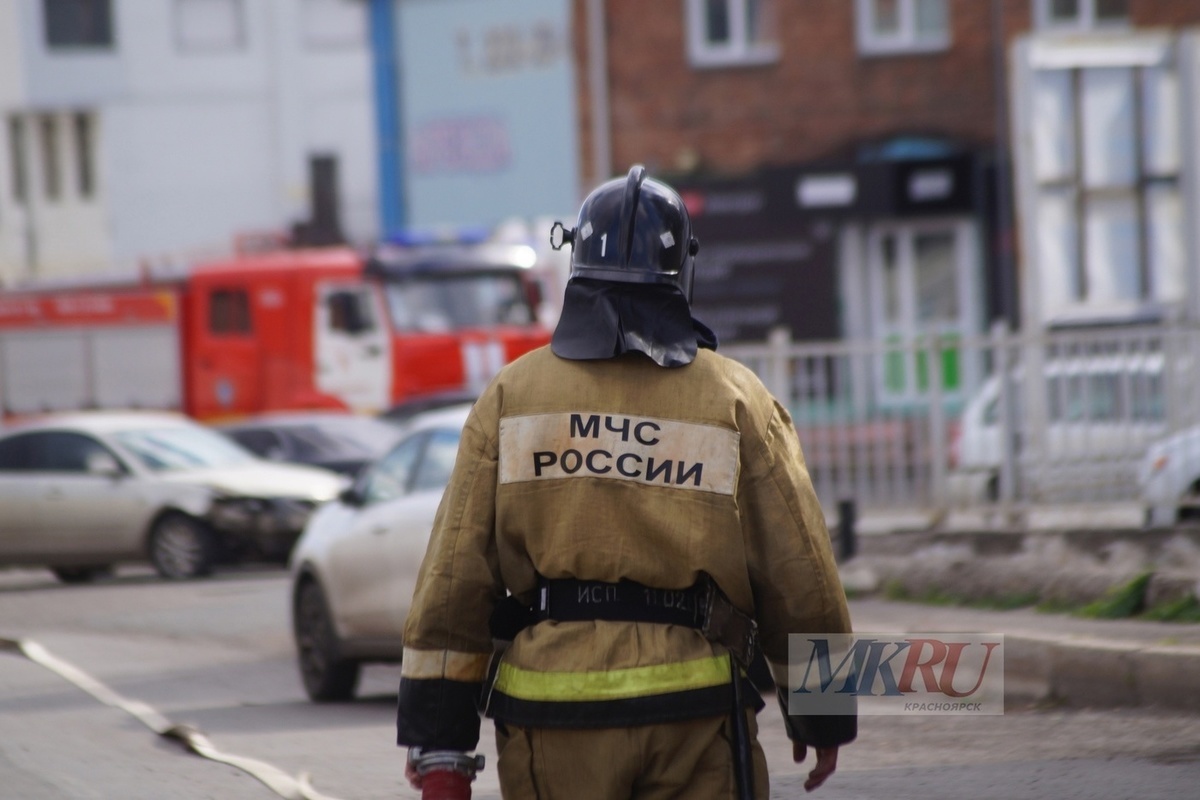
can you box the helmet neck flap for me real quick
[551,279,717,367]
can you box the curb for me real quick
[843,620,1200,714]
[1027,635,1200,713]
[838,526,1200,712]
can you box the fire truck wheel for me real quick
[294,579,360,702]
[149,514,215,580]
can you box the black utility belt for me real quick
[533,575,758,665]
[536,578,704,626]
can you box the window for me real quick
[914,231,959,323]
[685,0,779,68]
[112,426,256,471]
[1034,0,1129,32]
[36,432,114,472]
[39,115,61,201]
[227,429,287,460]
[411,429,460,492]
[72,112,94,198]
[856,0,949,56]
[383,273,534,333]
[0,433,37,470]
[881,235,902,325]
[44,0,114,49]
[1030,61,1180,311]
[0,431,117,472]
[209,289,252,334]
[326,289,376,335]
[8,116,28,203]
[174,0,244,53]
[868,221,974,403]
[364,435,424,504]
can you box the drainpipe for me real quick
[369,0,405,237]
[586,0,611,185]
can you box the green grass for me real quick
[1074,572,1153,620]
[880,579,1038,611]
[875,570,1200,623]
[1141,594,1200,623]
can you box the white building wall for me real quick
[0,4,29,277]
[0,0,378,287]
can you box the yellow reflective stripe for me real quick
[401,647,491,681]
[493,654,730,702]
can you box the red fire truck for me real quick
[0,239,552,422]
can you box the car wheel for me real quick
[51,566,114,584]
[149,514,214,580]
[294,579,360,702]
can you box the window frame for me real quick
[1033,0,1130,33]
[1029,60,1180,311]
[72,112,95,199]
[855,0,951,57]
[685,0,780,69]
[43,0,115,50]
[39,114,62,202]
[208,288,253,335]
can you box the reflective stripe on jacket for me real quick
[395,346,854,750]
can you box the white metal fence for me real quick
[722,323,1200,520]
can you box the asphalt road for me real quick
[1,566,1199,800]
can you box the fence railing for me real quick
[722,322,1200,522]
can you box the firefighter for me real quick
[396,165,857,799]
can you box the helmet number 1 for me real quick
[600,233,607,257]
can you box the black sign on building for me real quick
[674,145,999,345]
[676,170,839,345]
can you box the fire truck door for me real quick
[314,283,391,413]
[191,287,263,418]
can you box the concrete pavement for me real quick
[847,597,1200,713]
[838,505,1200,713]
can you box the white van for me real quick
[947,354,1166,504]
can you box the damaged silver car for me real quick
[0,411,347,581]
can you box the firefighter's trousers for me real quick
[495,711,770,800]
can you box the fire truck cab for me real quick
[366,238,548,403]
[184,247,387,420]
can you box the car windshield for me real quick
[382,272,533,333]
[113,425,259,472]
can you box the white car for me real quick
[1138,425,1200,526]
[0,411,348,582]
[289,403,471,701]
[947,355,1166,503]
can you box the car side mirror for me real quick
[339,485,364,507]
[86,452,123,478]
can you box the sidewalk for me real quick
[838,504,1200,713]
[847,597,1200,712]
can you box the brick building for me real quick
[568,0,1200,364]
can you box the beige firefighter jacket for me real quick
[395,345,853,750]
